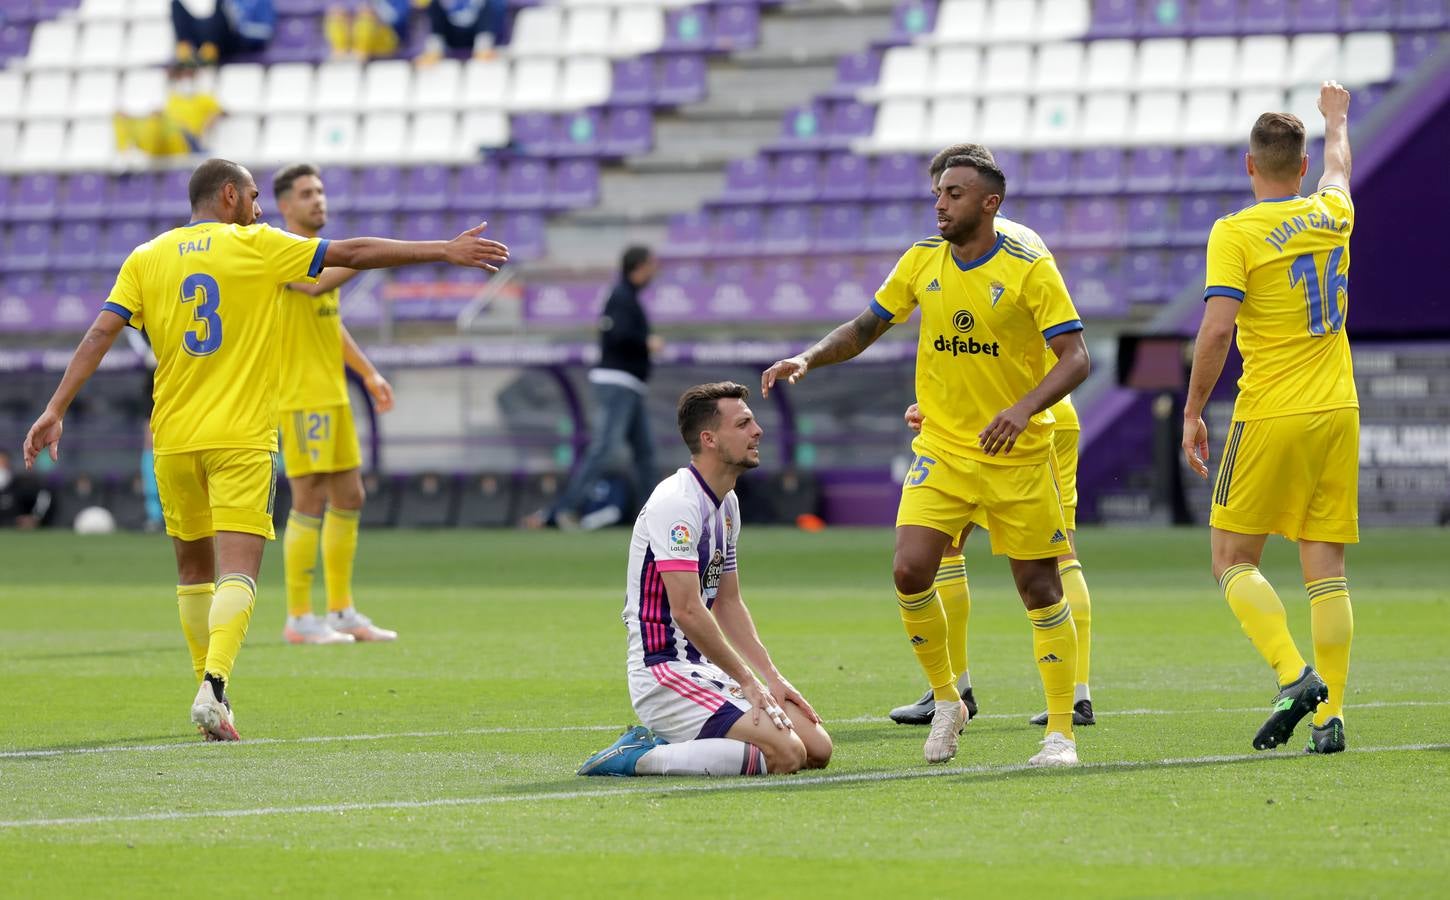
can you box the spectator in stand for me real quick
[114,64,222,158]
[172,0,275,66]
[326,0,412,60]
[0,450,50,530]
[416,0,508,64]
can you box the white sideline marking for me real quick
[1,699,1445,760]
[2,741,1446,829]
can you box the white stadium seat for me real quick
[981,44,1033,93]
[264,63,315,114]
[1181,89,1233,141]
[565,7,613,56]
[612,7,664,56]
[462,58,510,107]
[1237,35,1288,87]
[560,56,612,107]
[310,112,360,163]
[314,61,363,111]
[405,111,459,160]
[1187,37,1239,88]
[362,59,412,111]
[0,71,24,117]
[413,58,463,111]
[458,109,510,153]
[1134,39,1185,90]
[1085,40,1135,90]
[357,111,406,160]
[1079,92,1130,145]
[1289,34,1340,85]
[1233,87,1287,134]
[927,97,978,145]
[65,117,115,165]
[1130,91,1182,144]
[510,7,565,55]
[208,114,261,160]
[129,0,174,19]
[1036,0,1090,40]
[77,0,130,20]
[1286,86,1327,138]
[985,0,1037,41]
[1033,42,1084,93]
[70,70,119,117]
[931,0,987,45]
[22,71,71,117]
[124,18,175,66]
[877,46,932,98]
[27,20,79,68]
[0,121,18,162]
[260,113,310,162]
[18,120,66,166]
[216,63,265,114]
[508,58,560,109]
[77,21,126,66]
[978,95,1029,144]
[1341,32,1394,86]
[1030,93,1081,145]
[871,98,927,150]
[932,46,982,96]
[118,67,167,115]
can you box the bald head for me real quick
[188,158,250,212]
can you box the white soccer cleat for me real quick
[924,699,968,764]
[328,607,398,642]
[191,681,240,742]
[1028,732,1079,767]
[283,613,356,645]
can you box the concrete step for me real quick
[756,8,893,58]
[541,220,671,269]
[643,111,781,161]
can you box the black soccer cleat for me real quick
[1253,667,1328,751]
[889,685,977,725]
[1305,717,1346,754]
[1028,699,1095,727]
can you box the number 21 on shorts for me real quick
[905,455,936,487]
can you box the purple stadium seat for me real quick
[1174,195,1223,244]
[316,166,354,212]
[58,173,109,221]
[723,158,769,202]
[989,147,1023,184]
[827,99,876,142]
[892,0,936,40]
[275,0,326,13]
[499,159,549,210]
[10,174,58,222]
[1190,0,1238,34]
[714,205,764,251]
[6,223,54,271]
[0,176,12,222]
[1396,32,1445,79]
[348,212,395,238]
[662,7,712,51]
[0,23,32,64]
[1172,249,1205,291]
[1125,147,1177,193]
[834,50,883,93]
[510,112,557,155]
[780,104,825,147]
[1125,250,1170,302]
[655,54,708,105]
[400,212,446,242]
[869,153,920,200]
[813,202,866,251]
[713,3,759,50]
[666,211,710,254]
[1343,0,1394,29]
[822,152,871,200]
[101,173,154,222]
[551,159,600,209]
[1016,198,1067,244]
[151,169,192,221]
[1291,0,1340,31]
[1126,196,1171,246]
[1138,0,1188,36]
[612,58,655,105]
[555,110,601,157]
[54,221,100,269]
[352,166,403,213]
[454,162,499,211]
[864,202,917,250]
[761,204,813,254]
[769,151,820,202]
[1023,150,1072,196]
[506,213,548,260]
[101,219,152,267]
[1067,197,1125,248]
[1179,145,1237,191]
[659,258,705,288]
[1090,0,1138,37]
[398,165,451,213]
[1240,0,1290,33]
[266,15,325,64]
[600,106,652,156]
[1060,252,1128,315]
[1399,0,1449,27]
[1075,148,1125,193]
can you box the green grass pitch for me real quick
[1,526,1447,897]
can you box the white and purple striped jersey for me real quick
[623,465,741,670]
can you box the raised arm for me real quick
[285,266,358,298]
[323,222,509,272]
[1181,298,1241,479]
[23,310,127,468]
[1317,81,1352,194]
[712,572,820,723]
[341,323,393,413]
[760,308,893,397]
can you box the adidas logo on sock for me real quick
[925,279,941,292]
[910,635,927,645]
[1049,530,1066,544]
[1037,653,1063,663]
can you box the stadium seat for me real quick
[1174,194,1222,244]
[1231,87,1286,137]
[1031,93,1081,145]
[713,3,759,50]
[310,112,360,162]
[1179,144,1235,190]
[870,99,926,150]
[69,69,117,117]
[1288,33,1340,84]
[979,95,1030,144]
[394,474,457,527]
[362,60,412,112]
[0,69,22,116]
[1191,0,1238,35]
[1187,37,1238,88]
[351,165,402,212]
[510,6,564,55]
[1037,0,1091,39]
[1033,42,1084,92]
[561,56,612,107]
[509,58,560,109]
[986,0,1038,41]
[357,111,407,161]
[1129,91,1181,144]
[23,70,71,118]
[54,220,100,268]
[1341,32,1394,86]
[1134,38,1186,90]
[77,0,126,21]
[930,0,986,44]
[662,6,710,52]
[261,113,310,163]
[26,19,78,68]
[1181,90,1233,142]
[611,57,654,105]
[770,151,820,201]
[1023,149,1071,195]
[762,204,812,254]
[613,7,664,56]
[551,159,600,209]
[412,58,462,111]
[877,46,931,98]
[17,120,65,168]
[933,45,981,99]
[869,152,919,200]
[405,112,458,161]
[1085,39,1135,90]
[565,6,613,55]
[1343,0,1393,30]
[1398,0,1449,28]
[76,20,125,66]
[315,61,363,111]
[264,63,315,114]
[462,58,509,107]
[101,218,150,265]
[216,64,266,115]
[117,66,165,115]
[654,53,705,105]
[1241,0,1291,33]
[823,152,870,200]
[1236,34,1288,87]
[57,171,107,220]
[1074,147,1123,192]
[65,117,114,166]
[457,109,510,153]
[123,18,171,66]
[1091,0,1136,38]
[210,114,262,162]
[1125,195,1170,245]
[982,44,1033,93]
[455,474,515,527]
[5,223,54,271]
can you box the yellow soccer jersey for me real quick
[998,216,1080,433]
[103,221,327,455]
[874,226,1083,465]
[278,282,347,411]
[1204,187,1357,421]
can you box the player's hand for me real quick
[904,402,923,433]
[745,679,791,731]
[365,372,394,413]
[1317,80,1350,121]
[761,356,808,397]
[978,403,1030,456]
[23,410,62,469]
[443,223,510,272]
[1182,414,1211,480]
[768,675,819,725]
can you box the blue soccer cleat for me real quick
[577,726,660,776]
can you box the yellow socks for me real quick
[1308,577,1353,725]
[1059,560,1092,691]
[205,573,257,684]
[322,507,361,613]
[284,511,322,617]
[176,583,214,683]
[1027,600,1077,739]
[935,555,970,681]
[897,586,958,702]
[1221,564,1307,685]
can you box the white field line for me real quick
[3,741,1447,830]
[2,699,1446,761]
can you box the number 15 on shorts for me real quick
[905,455,936,487]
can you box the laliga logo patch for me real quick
[669,521,693,551]
[989,281,1006,307]
[953,309,974,333]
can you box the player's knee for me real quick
[331,474,365,509]
[892,558,934,595]
[760,734,807,775]
[802,729,832,770]
[1017,568,1062,609]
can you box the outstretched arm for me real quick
[341,324,393,413]
[1181,298,1241,479]
[712,572,820,723]
[285,266,358,298]
[23,311,127,468]
[761,309,894,397]
[1317,80,1352,194]
[323,222,509,272]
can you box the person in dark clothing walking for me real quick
[532,246,661,529]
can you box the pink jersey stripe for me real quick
[649,664,723,712]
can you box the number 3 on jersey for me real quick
[1289,247,1347,336]
[180,273,223,356]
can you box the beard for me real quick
[720,447,761,470]
[939,215,978,244]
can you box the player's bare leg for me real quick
[726,713,810,775]
[282,472,355,645]
[1299,539,1351,754]
[783,698,832,769]
[889,526,977,725]
[322,468,397,641]
[1012,556,1079,766]
[895,525,968,763]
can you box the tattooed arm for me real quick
[760,309,894,397]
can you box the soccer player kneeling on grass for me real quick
[577,382,832,777]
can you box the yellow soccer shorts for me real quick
[898,439,1070,560]
[153,448,279,541]
[1051,426,1080,533]
[280,403,362,477]
[1210,407,1359,544]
